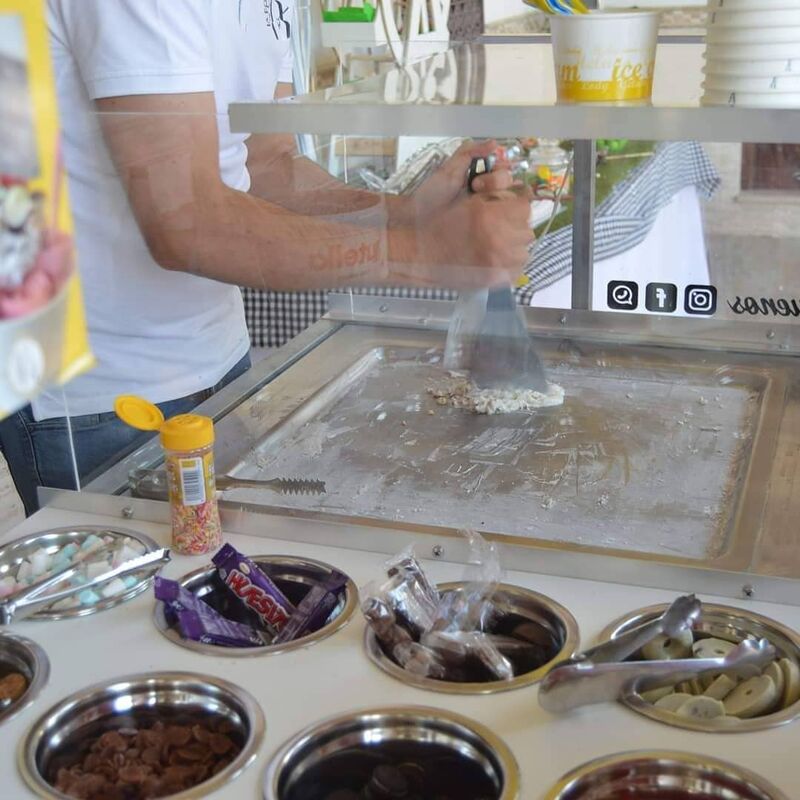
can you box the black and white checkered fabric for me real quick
[241,286,457,348]
[242,141,721,347]
[517,140,721,304]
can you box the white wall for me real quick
[483,0,537,25]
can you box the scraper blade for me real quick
[470,286,548,392]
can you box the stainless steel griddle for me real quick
[199,318,787,575]
[83,298,800,596]
[226,345,757,561]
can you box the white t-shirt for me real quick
[34,0,294,420]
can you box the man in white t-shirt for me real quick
[0,0,531,514]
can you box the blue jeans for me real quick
[0,354,251,516]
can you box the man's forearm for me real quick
[139,175,427,290]
[245,133,411,224]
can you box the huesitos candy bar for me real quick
[153,576,267,647]
[212,544,295,633]
[272,569,348,644]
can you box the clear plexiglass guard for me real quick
[29,34,800,605]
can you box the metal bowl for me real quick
[153,555,358,656]
[263,706,520,800]
[0,525,161,621]
[0,632,49,726]
[544,750,789,799]
[19,671,265,800]
[365,581,579,694]
[598,602,800,733]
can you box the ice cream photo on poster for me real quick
[0,12,39,179]
[0,11,74,321]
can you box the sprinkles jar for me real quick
[115,397,222,555]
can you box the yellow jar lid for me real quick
[159,414,214,452]
[115,395,164,431]
[115,395,214,451]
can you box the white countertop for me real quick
[3,506,799,799]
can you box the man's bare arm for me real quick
[96,92,532,290]
[246,84,515,223]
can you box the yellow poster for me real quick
[0,0,93,418]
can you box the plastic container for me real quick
[550,12,661,103]
[115,396,223,556]
[703,73,800,92]
[527,139,572,195]
[702,58,800,77]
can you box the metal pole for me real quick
[571,139,596,311]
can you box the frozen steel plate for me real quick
[222,329,778,564]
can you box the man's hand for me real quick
[396,139,515,223]
[391,186,534,289]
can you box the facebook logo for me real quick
[645,283,677,313]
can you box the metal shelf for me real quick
[230,41,800,143]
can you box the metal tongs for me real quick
[129,469,326,500]
[0,547,171,625]
[538,594,776,712]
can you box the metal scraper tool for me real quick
[470,286,549,391]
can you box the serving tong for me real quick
[129,469,326,500]
[0,545,170,625]
[538,594,776,712]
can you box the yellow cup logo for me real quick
[557,50,655,102]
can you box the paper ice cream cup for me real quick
[706,8,800,27]
[703,73,800,91]
[701,88,800,105]
[707,0,800,10]
[705,41,800,60]
[702,57,800,76]
[706,25,800,44]
[551,12,661,104]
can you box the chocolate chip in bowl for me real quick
[0,632,49,726]
[263,706,520,800]
[19,672,265,800]
[598,602,800,732]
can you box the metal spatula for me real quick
[470,286,548,391]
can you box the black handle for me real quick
[467,154,496,193]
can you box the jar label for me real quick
[178,456,207,506]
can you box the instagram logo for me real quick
[684,285,717,315]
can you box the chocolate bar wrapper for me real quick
[393,641,447,679]
[421,630,469,660]
[382,572,437,638]
[385,549,440,622]
[486,633,545,660]
[272,570,348,644]
[362,594,413,650]
[154,576,267,648]
[422,630,513,681]
[212,544,295,634]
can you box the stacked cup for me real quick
[702,0,800,107]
